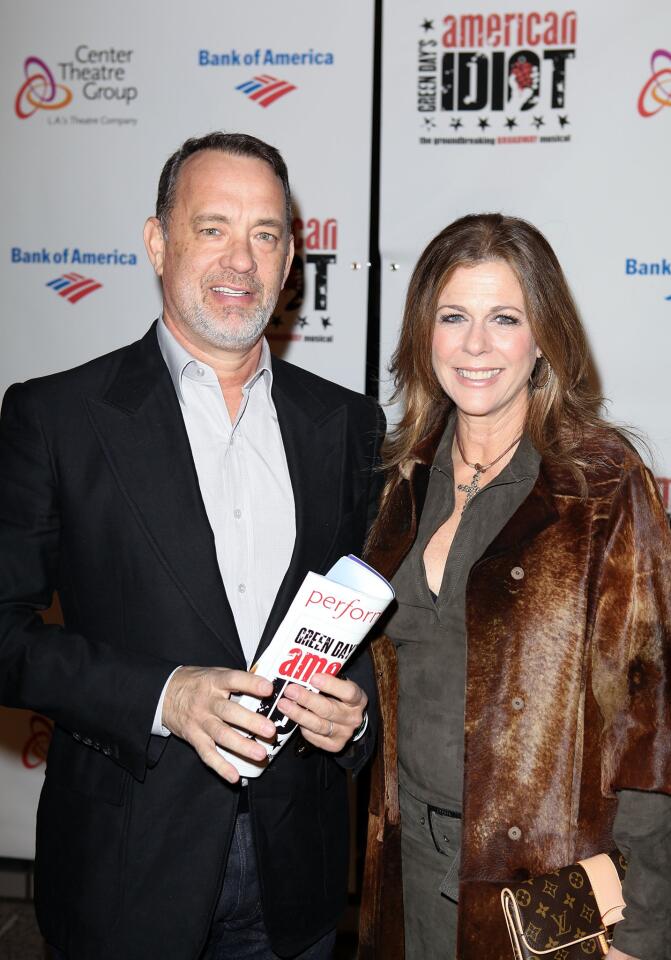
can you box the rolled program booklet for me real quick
[217,555,394,778]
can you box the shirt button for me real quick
[195,367,205,378]
[511,696,525,711]
[238,583,246,594]
[419,816,426,826]
[234,508,242,519]
[508,825,522,841]
[511,566,525,580]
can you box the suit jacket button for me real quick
[102,746,112,756]
[508,825,522,841]
[82,737,93,747]
[511,566,525,580]
[73,732,82,741]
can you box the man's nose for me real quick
[221,234,256,275]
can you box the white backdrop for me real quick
[2,0,670,864]
[379,1,671,502]
[1,0,375,860]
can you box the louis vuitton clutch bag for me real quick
[501,850,627,959]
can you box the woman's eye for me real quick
[438,313,463,324]
[494,314,520,326]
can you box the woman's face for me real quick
[432,260,540,424]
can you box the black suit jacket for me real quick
[0,324,384,960]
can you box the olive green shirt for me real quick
[388,413,540,808]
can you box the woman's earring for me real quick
[530,355,552,390]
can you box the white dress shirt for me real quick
[152,318,296,735]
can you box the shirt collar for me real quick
[431,409,540,483]
[156,316,274,404]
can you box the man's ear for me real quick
[144,217,166,277]
[281,233,295,289]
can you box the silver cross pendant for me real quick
[457,466,483,513]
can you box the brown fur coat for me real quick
[359,421,671,960]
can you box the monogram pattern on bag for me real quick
[508,852,628,959]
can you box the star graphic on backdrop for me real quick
[450,117,463,130]
[478,117,490,130]
[321,316,332,330]
[421,19,434,31]
[423,116,436,129]
[532,115,545,129]
[269,315,283,327]
[297,316,309,328]
[505,117,518,129]
[558,115,570,128]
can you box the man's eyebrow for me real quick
[254,218,285,232]
[192,214,231,226]
[191,214,285,233]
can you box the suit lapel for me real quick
[253,358,346,661]
[85,325,244,666]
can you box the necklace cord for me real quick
[455,430,522,473]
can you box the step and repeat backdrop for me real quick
[0,0,375,860]
[1,0,670,859]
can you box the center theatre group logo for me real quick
[22,714,53,769]
[236,74,297,107]
[417,9,576,147]
[15,55,72,119]
[15,47,138,122]
[658,477,671,523]
[638,49,671,117]
[47,273,103,303]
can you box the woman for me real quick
[358,214,671,960]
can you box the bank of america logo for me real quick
[46,273,102,303]
[235,74,297,107]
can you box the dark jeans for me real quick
[50,813,335,960]
[202,813,336,960]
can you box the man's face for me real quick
[145,150,293,352]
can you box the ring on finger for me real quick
[326,719,334,738]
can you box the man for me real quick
[0,132,384,960]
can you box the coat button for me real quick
[511,566,525,580]
[419,816,426,826]
[508,825,522,841]
[511,697,525,711]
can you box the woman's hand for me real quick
[606,947,640,960]
[277,673,367,752]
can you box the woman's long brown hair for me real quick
[381,213,611,504]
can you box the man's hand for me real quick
[162,666,276,783]
[278,672,367,753]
